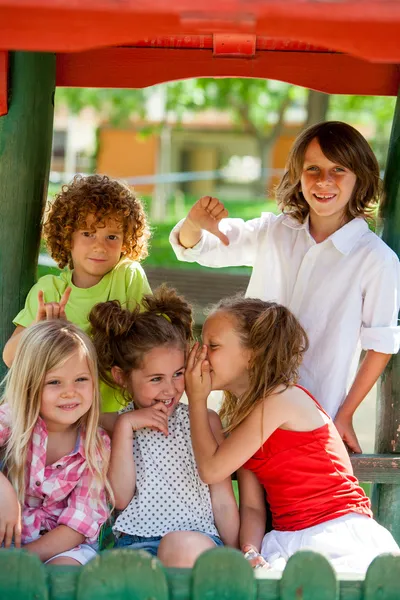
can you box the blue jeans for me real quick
[114,531,223,556]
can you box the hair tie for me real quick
[157,312,171,323]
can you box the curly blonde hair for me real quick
[43,174,151,269]
[215,296,309,434]
[276,121,382,224]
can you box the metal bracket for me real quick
[0,51,8,116]
[213,34,256,58]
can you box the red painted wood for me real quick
[56,46,400,96]
[1,1,400,62]
[213,34,256,57]
[0,52,8,116]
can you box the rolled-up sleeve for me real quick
[360,256,400,353]
[169,215,270,268]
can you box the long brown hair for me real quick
[215,297,309,433]
[89,286,193,403]
[276,121,382,224]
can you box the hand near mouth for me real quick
[121,403,169,436]
[185,342,212,404]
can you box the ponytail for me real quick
[89,285,193,394]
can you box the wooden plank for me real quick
[0,550,48,600]
[192,547,256,600]
[76,550,169,600]
[2,1,400,63]
[0,51,55,380]
[351,454,400,484]
[281,550,338,600]
[56,47,400,96]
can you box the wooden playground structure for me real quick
[0,0,400,596]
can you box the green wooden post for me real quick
[374,85,400,542]
[0,52,55,379]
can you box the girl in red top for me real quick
[185,296,399,574]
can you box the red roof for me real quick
[1,1,400,95]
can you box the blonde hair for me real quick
[89,286,193,405]
[276,121,382,224]
[1,320,112,505]
[214,297,309,433]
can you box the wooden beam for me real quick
[2,1,400,64]
[0,52,55,379]
[56,47,400,96]
[373,84,400,543]
[351,454,400,484]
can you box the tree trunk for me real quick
[254,137,275,198]
[305,90,330,127]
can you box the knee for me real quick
[158,531,216,568]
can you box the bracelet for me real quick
[243,548,264,569]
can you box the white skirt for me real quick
[261,513,399,574]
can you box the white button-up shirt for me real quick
[170,213,400,418]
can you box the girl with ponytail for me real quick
[185,297,399,574]
[89,286,239,567]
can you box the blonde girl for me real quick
[89,286,239,568]
[0,320,111,565]
[185,297,399,574]
[170,121,400,452]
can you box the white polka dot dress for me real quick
[113,403,219,538]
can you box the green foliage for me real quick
[55,87,149,127]
[328,95,396,168]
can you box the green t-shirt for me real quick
[13,259,151,412]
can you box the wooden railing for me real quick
[1,546,400,600]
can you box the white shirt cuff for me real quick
[169,219,206,262]
[360,325,400,354]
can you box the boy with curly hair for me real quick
[3,174,151,411]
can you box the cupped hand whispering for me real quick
[185,342,212,404]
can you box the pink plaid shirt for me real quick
[0,403,110,544]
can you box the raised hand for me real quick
[121,403,169,436]
[187,196,230,246]
[185,342,212,403]
[35,287,72,322]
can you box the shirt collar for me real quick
[35,415,85,458]
[282,213,368,255]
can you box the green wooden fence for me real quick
[1,547,399,600]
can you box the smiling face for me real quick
[202,311,251,396]
[70,213,125,288]
[125,345,186,416]
[300,137,357,227]
[40,349,94,432]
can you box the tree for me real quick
[165,78,298,195]
[328,95,396,169]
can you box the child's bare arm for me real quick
[237,467,266,553]
[24,525,85,562]
[2,325,26,367]
[99,412,119,436]
[334,349,391,453]
[178,197,229,248]
[0,472,21,548]
[207,410,240,548]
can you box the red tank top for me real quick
[243,386,372,531]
